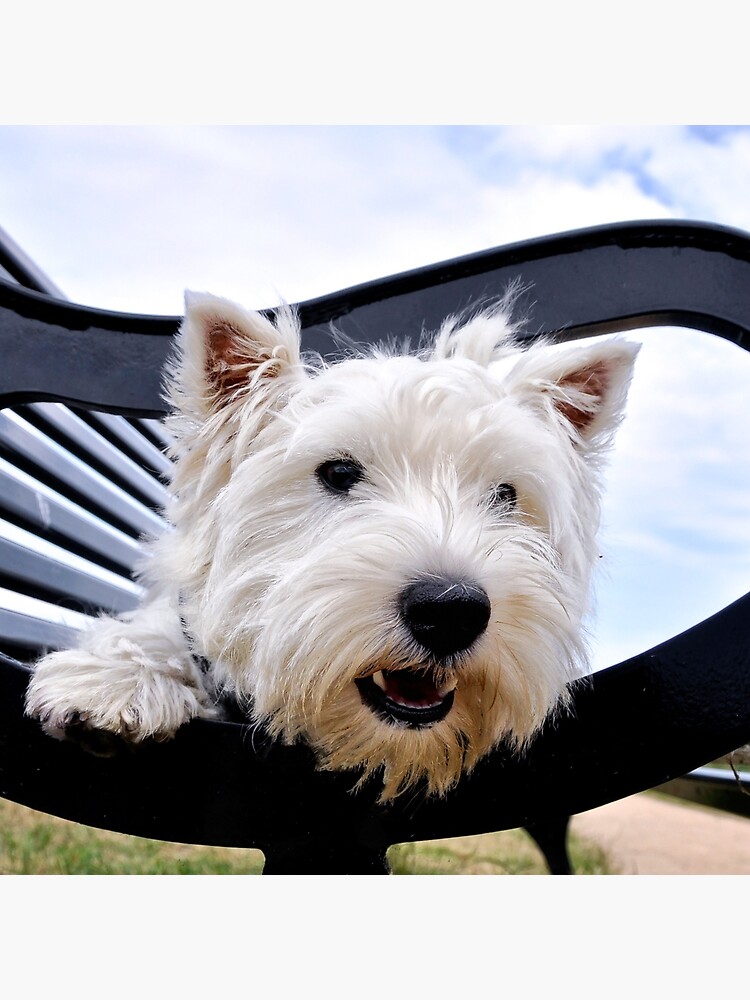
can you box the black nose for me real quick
[399,578,491,658]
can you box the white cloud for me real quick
[4,125,749,316]
[476,170,671,245]
[2,126,489,311]
[645,129,750,227]
[487,125,672,170]
[0,125,684,313]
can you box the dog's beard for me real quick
[209,544,585,801]
[265,645,577,802]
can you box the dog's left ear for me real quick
[172,292,304,416]
[511,338,640,444]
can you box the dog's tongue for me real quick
[377,669,446,708]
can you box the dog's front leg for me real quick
[25,596,218,752]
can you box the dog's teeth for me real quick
[371,670,387,691]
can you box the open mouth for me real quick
[355,668,456,728]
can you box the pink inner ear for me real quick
[555,361,611,434]
[206,320,247,396]
[206,319,240,392]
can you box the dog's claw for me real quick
[58,714,133,757]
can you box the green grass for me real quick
[0,797,611,875]
[389,827,612,875]
[0,798,265,875]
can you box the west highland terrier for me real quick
[26,290,638,799]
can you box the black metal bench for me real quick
[2,219,750,874]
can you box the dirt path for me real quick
[571,792,750,874]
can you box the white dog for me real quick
[26,290,638,800]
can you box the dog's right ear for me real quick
[169,292,304,417]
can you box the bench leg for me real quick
[524,816,573,875]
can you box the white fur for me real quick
[26,292,638,800]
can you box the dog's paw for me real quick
[25,644,218,750]
[38,711,134,757]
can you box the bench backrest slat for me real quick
[0,402,166,650]
[29,403,170,509]
[0,518,143,613]
[0,409,166,538]
[0,455,144,569]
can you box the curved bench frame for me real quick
[2,219,750,874]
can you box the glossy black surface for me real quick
[3,219,750,416]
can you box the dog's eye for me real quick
[317,459,365,494]
[488,482,517,511]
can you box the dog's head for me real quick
[162,292,638,799]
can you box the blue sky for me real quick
[1,124,749,670]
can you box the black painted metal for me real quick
[1,219,750,873]
[524,816,572,876]
[3,218,750,416]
